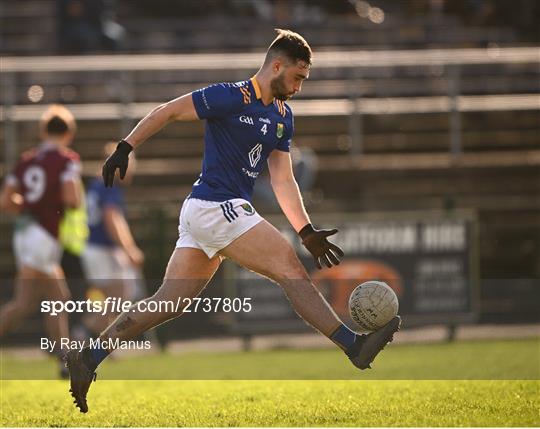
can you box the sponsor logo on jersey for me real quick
[242,168,260,178]
[277,123,284,138]
[259,117,271,124]
[200,88,210,110]
[241,203,255,216]
[239,115,254,125]
[248,143,263,168]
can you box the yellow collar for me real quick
[250,77,262,100]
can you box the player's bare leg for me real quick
[0,266,41,337]
[0,265,70,345]
[99,247,221,342]
[220,220,400,369]
[41,266,71,348]
[83,280,126,335]
[0,265,71,377]
[41,266,72,378]
[220,221,341,335]
[66,247,221,413]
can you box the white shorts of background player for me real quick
[13,222,62,276]
[82,244,142,301]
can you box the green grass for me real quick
[0,338,539,426]
[2,338,539,380]
[1,380,538,427]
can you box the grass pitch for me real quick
[1,338,539,427]
[1,380,538,427]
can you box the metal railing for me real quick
[2,47,539,171]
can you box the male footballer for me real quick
[66,29,400,413]
[1,105,82,378]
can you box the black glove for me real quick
[102,140,133,187]
[299,223,344,269]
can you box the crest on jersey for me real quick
[241,203,255,216]
[277,123,284,138]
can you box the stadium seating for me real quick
[0,0,525,55]
[1,0,538,326]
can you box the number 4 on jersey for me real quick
[260,124,267,135]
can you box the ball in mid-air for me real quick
[348,281,399,331]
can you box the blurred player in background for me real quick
[0,105,83,377]
[66,29,400,412]
[82,142,144,335]
[59,161,90,342]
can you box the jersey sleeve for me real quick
[192,83,244,119]
[276,114,294,152]
[59,150,81,182]
[60,159,81,182]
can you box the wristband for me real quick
[298,223,315,240]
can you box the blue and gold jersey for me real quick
[190,77,293,202]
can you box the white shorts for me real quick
[13,222,62,276]
[82,244,134,281]
[82,244,142,301]
[176,198,263,258]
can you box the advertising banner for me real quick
[231,210,479,333]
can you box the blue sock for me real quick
[330,324,357,350]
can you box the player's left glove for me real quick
[299,223,344,269]
[102,140,133,187]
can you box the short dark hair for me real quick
[265,29,312,67]
[46,116,69,135]
[39,104,76,137]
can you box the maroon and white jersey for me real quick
[6,142,81,238]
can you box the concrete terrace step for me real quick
[3,94,538,123]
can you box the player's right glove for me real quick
[102,140,133,187]
[299,223,344,269]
